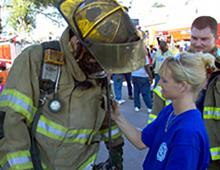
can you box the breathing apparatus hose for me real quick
[105,75,113,170]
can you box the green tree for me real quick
[5,0,61,33]
[31,0,58,7]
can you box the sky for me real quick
[22,0,220,40]
[120,0,220,30]
[32,7,67,41]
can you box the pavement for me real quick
[96,84,150,170]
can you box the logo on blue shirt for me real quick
[157,142,168,162]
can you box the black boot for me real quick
[93,144,123,170]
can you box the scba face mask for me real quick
[76,48,106,79]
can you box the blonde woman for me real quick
[112,52,215,170]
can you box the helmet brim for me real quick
[86,39,147,73]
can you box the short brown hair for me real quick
[191,16,218,38]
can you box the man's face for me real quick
[77,50,104,77]
[160,44,168,53]
[69,36,104,77]
[190,27,216,53]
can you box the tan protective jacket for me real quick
[0,28,121,170]
[203,73,220,161]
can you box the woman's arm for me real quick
[111,101,146,150]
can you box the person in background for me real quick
[189,16,220,170]
[0,61,9,93]
[124,72,133,100]
[149,44,157,61]
[149,41,174,124]
[112,73,126,105]
[112,52,214,170]
[149,16,220,128]
[152,40,173,88]
[0,61,8,140]
[131,54,153,113]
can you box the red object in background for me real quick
[0,70,9,86]
[0,61,6,68]
[162,31,168,35]
[0,44,11,62]
[216,23,220,48]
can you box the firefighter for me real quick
[0,0,146,169]
[190,16,220,170]
[203,50,220,170]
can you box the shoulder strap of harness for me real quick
[41,40,61,51]
[30,40,61,170]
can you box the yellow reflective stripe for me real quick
[210,147,220,160]
[153,86,171,106]
[147,113,157,124]
[37,115,95,144]
[0,150,33,170]
[153,86,166,101]
[100,125,121,141]
[203,107,220,120]
[0,89,36,123]
[79,153,97,170]
[165,100,171,106]
[64,129,94,144]
[37,115,67,140]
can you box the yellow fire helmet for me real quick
[57,0,147,73]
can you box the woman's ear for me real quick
[178,81,189,93]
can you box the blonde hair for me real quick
[159,52,215,98]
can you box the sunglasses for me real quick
[173,53,190,79]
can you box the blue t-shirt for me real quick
[142,104,210,170]
[132,55,149,78]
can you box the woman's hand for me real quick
[111,100,121,121]
[111,100,146,150]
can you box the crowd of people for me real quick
[111,15,220,170]
[0,0,219,170]
[112,51,213,169]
